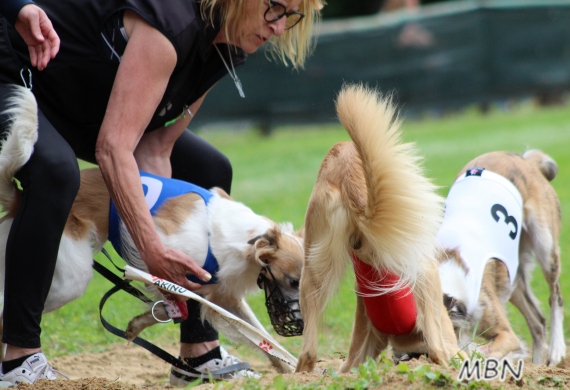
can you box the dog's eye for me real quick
[290,280,299,289]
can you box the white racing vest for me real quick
[437,168,523,313]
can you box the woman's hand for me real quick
[146,246,212,294]
[14,4,60,70]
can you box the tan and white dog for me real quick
[438,150,565,366]
[295,85,460,373]
[0,86,304,373]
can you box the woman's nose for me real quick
[269,16,287,36]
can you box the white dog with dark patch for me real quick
[0,85,304,374]
[438,150,565,366]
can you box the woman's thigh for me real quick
[170,129,233,194]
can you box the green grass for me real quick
[41,102,570,369]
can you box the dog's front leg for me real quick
[295,263,325,373]
[125,305,169,341]
[340,294,388,373]
[475,268,524,360]
[414,261,461,365]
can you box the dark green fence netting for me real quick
[196,0,570,128]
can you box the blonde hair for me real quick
[199,0,325,69]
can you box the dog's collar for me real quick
[108,171,219,284]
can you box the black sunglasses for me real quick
[264,0,305,30]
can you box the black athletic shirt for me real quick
[2,0,245,151]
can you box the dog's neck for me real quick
[206,195,274,295]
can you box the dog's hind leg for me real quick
[525,206,565,366]
[543,248,565,367]
[509,233,548,365]
[340,294,388,373]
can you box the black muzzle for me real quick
[257,266,304,337]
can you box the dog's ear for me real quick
[247,228,280,266]
[443,294,457,312]
[294,226,305,239]
[444,248,458,260]
[443,247,469,272]
[437,247,457,264]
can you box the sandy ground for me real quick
[7,341,568,389]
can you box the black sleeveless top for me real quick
[4,0,245,151]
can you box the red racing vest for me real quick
[351,254,417,335]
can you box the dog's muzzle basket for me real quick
[257,267,304,337]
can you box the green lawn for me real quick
[41,102,570,366]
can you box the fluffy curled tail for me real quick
[0,85,38,210]
[523,149,557,182]
[336,84,444,292]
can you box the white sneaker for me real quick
[170,347,261,386]
[0,353,65,386]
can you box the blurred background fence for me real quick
[196,0,570,130]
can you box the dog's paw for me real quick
[547,344,566,367]
[295,352,317,373]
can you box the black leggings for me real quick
[0,85,80,348]
[0,84,230,347]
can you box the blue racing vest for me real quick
[108,171,218,284]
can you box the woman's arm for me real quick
[134,94,208,176]
[95,11,210,291]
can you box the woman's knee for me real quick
[209,152,233,193]
[171,131,233,192]
[19,146,80,201]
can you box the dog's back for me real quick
[457,150,561,290]
[458,151,558,210]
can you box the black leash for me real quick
[92,248,204,376]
